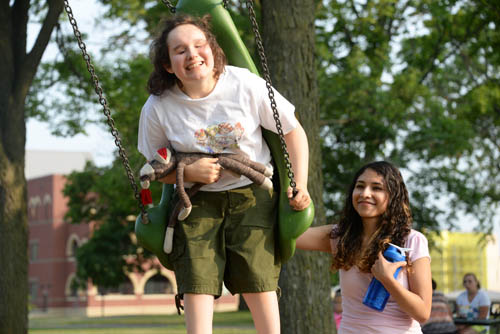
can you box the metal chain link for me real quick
[245,0,297,193]
[62,0,149,223]
[161,0,176,13]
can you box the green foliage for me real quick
[330,271,339,286]
[317,0,500,234]
[64,157,163,288]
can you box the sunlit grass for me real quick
[29,311,255,334]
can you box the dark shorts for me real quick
[168,183,281,296]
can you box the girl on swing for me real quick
[296,161,432,333]
[137,14,311,334]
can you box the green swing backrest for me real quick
[135,0,314,270]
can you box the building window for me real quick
[70,277,78,297]
[29,281,39,304]
[144,274,174,294]
[30,242,39,262]
[66,235,80,258]
[71,240,78,257]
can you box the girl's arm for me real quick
[371,254,432,323]
[478,305,490,319]
[477,291,491,319]
[296,224,333,252]
[284,122,311,211]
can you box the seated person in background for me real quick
[422,279,457,334]
[333,288,342,330]
[456,273,491,334]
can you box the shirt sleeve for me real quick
[137,97,169,161]
[478,290,491,307]
[405,229,431,263]
[250,73,297,135]
[258,89,297,134]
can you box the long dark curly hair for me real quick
[147,14,227,96]
[331,161,412,273]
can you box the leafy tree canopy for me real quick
[317,0,500,234]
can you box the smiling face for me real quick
[165,24,216,90]
[352,168,389,224]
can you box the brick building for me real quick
[27,151,237,316]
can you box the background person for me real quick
[421,279,457,334]
[333,288,343,330]
[456,273,491,334]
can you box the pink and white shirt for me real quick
[331,229,430,334]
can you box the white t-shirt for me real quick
[137,65,297,191]
[456,289,491,319]
[331,229,431,334]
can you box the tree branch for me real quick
[349,0,360,20]
[17,0,64,101]
[12,0,29,74]
[319,118,350,127]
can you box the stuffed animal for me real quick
[139,146,273,253]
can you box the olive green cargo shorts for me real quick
[169,183,280,297]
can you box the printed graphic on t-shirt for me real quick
[194,122,244,153]
[458,305,478,319]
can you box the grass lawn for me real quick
[29,311,255,334]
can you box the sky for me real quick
[26,0,116,166]
[26,121,115,166]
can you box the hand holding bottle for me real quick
[363,244,409,311]
[371,251,407,285]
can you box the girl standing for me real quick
[138,14,311,334]
[297,161,432,333]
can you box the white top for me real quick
[138,65,297,191]
[331,229,430,334]
[456,289,491,319]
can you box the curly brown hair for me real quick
[147,14,227,96]
[331,161,412,273]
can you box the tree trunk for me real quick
[0,1,63,333]
[261,1,334,333]
[0,116,28,334]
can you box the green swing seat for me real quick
[135,0,314,270]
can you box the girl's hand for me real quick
[184,157,221,184]
[371,251,407,284]
[287,185,311,211]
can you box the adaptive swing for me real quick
[62,0,314,269]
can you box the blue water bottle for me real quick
[362,244,406,311]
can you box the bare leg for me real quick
[184,294,214,334]
[243,291,280,334]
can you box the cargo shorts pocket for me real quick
[235,185,277,229]
[174,192,225,260]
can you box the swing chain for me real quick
[62,0,149,223]
[161,0,177,13]
[245,0,297,192]
[160,0,229,12]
